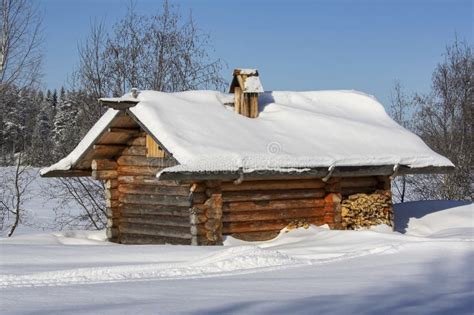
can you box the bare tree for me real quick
[412,37,473,200]
[0,0,42,93]
[0,152,35,236]
[388,81,414,203]
[45,177,106,231]
[105,1,225,95]
[45,1,225,231]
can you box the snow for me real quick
[41,89,453,176]
[131,90,453,173]
[0,200,472,314]
[40,109,120,175]
[242,76,264,93]
[136,90,453,171]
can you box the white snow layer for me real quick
[41,90,453,175]
[40,109,120,175]
[0,201,472,314]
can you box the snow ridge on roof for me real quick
[41,89,453,176]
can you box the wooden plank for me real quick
[146,134,166,158]
[110,115,139,129]
[222,207,326,222]
[223,199,326,212]
[119,194,191,207]
[91,159,117,171]
[118,184,190,196]
[222,189,326,202]
[119,223,192,239]
[221,179,325,191]
[120,204,191,217]
[40,169,91,177]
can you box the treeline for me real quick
[0,1,224,167]
[0,86,95,166]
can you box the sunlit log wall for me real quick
[92,130,392,245]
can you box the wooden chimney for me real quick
[229,69,264,118]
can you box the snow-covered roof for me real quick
[40,89,454,178]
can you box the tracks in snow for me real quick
[0,244,398,288]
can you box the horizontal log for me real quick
[223,207,326,222]
[119,233,191,245]
[340,177,378,188]
[105,179,118,189]
[106,199,120,208]
[120,215,190,227]
[92,159,117,171]
[128,137,146,146]
[222,218,325,234]
[121,145,147,156]
[223,198,326,212]
[118,184,190,196]
[106,227,120,240]
[117,165,163,176]
[118,175,182,187]
[119,194,191,207]
[108,127,141,134]
[229,231,280,241]
[222,189,326,202]
[105,188,119,200]
[117,155,177,167]
[120,223,192,239]
[106,207,120,219]
[221,179,325,192]
[92,144,126,156]
[120,204,191,217]
[92,170,118,180]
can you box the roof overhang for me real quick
[157,164,455,182]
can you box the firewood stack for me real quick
[341,190,393,229]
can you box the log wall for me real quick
[93,131,195,245]
[92,122,393,245]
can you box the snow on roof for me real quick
[40,109,120,176]
[243,76,264,93]
[41,89,453,176]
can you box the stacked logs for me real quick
[341,190,393,229]
[190,182,223,245]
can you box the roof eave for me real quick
[157,165,455,182]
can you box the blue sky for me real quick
[39,0,472,107]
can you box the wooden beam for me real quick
[108,127,141,134]
[158,165,455,181]
[40,169,91,178]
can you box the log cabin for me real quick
[40,69,454,245]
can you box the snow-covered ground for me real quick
[0,196,472,314]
